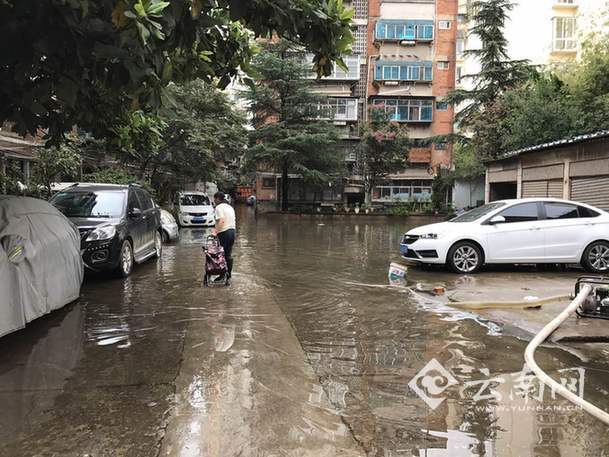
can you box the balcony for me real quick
[374,60,433,83]
[306,54,360,81]
[318,98,358,122]
[371,98,433,123]
[375,20,434,43]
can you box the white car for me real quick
[160,209,179,242]
[400,198,609,274]
[174,192,215,227]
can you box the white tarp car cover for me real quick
[0,196,83,337]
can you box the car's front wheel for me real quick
[582,240,609,274]
[116,240,134,277]
[447,242,483,274]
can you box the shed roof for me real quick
[491,130,609,162]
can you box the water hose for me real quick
[449,294,571,310]
[524,284,609,425]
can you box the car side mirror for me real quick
[129,208,142,218]
[489,215,506,225]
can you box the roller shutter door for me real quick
[522,180,563,198]
[571,176,609,211]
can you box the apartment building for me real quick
[254,0,458,209]
[367,0,457,205]
[457,0,609,84]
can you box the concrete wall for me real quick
[453,177,485,209]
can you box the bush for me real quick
[83,169,156,198]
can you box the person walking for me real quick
[212,192,236,283]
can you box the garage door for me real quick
[571,176,609,211]
[522,180,563,199]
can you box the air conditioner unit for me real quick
[333,121,347,126]
[399,40,416,46]
[383,81,399,86]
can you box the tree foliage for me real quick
[448,0,533,157]
[161,80,247,184]
[0,0,353,143]
[31,144,81,197]
[358,108,409,205]
[242,41,342,210]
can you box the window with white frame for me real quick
[438,20,451,30]
[437,61,450,70]
[552,17,576,51]
[305,54,360,79]
[319,98,358,121]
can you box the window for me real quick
[578,206,600,218]
[451,202,506,222]
[456,66,463,82]
[372,99,433,122]
[553,17,576,51]
[375,20,434,41]
[319,98,358,121]
[435,142,448,150]
[383,65,400,80]
[51,190,127,218]
[374,61,433,82]
[437,61,450,70]
[180,194,210,206]
[456,38,465,58]
[262,178,275,189]
[438,20,451,30]
[136,189,153,211]
[498,203,539,223]
[544,202,579,219]
[305,54,359,80]
[128,190,140,212]
[436,101,449,111]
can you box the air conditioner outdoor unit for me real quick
[333,121,347,126]
[400,40,416,46]
[383,81,399,86]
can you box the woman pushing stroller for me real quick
[212,192,236,284]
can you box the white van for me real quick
[174,191,215,227]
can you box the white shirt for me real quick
[214,202,236,232]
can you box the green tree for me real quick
[0,0,353,143]
[243,41,342,211]
[448,0,533,157]
[358,108,409,205]
[160,80,247,188]
[111,110,166,179]
[31,144,81,197]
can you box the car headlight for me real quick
[419,233,439,239]
[86,225,116,242]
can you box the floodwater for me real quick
[1,207,609,457]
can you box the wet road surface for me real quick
[2,208,609,456]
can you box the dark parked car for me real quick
[50,183,162,277]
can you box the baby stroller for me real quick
[202,235,229,286]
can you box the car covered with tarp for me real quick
[0,196,83,337]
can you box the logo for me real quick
[409,358,458,410]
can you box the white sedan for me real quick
[400,198,609,274]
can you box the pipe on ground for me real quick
[524,284,609,425]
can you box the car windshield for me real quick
[51,190,126,218]
[180,195,210,206]
[450,202,506,222]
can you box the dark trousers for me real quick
[218,229,235,277]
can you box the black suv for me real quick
[50,183,162,277]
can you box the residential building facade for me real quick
[253,0,458,210]
[366,0,457,205]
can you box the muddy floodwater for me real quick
[2,208,609,457]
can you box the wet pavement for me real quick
[1,208,609,456]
